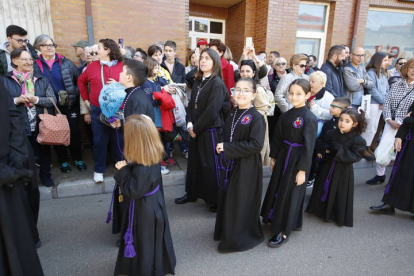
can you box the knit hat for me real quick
[197,39,208,46]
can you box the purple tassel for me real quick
[124,243,137,258]
[123,199,136,258]
[268,208,274,219]
[106,211,112,224]
[223,179,228,191]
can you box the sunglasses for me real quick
[398,63,406,66]
[90,51,98,56]
[298,64,307,68]
[275,62,286,66]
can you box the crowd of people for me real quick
[1,23,414,276]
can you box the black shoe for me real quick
[306,180,314,188]
[366,175,386,185]
[268,233,289,248]
[74,161,87,171]
[35,240,42,249]
[41,178,55,187]
[60,162,71,173]
[370,204,395,215]
[209,205,217,213]
[175,194,197,204]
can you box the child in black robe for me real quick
[214,78,265,252]
[306,108,366,227]
[113,115,176,276]
[261,79,317,248]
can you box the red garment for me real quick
[221,57,235,98]
[308,93,318,102]
[153,88,175,132]
[77,60,123,107]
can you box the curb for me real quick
[40,166,273,201]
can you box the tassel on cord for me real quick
[123,199,137,258]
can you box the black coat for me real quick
[0,81,44,276]
[320,60,346,98]
[161,59,186,84]
[123,87,155,121]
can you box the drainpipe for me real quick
[351,0,362,50]
[85,0,94,45]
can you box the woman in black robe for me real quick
[306,108,366,227]
[0,81,44,276]
[261,79,317,248]
[370,101,414,217]
[175,48,230,207]
[214,78,265,252]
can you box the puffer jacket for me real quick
[34,53,79,108]
[274,72,309,113]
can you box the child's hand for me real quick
[110,118,121,129]
[270,158,276,171]
[115,161,128,170]
[395,138,402,152]
[317,153,322,159]
[216,143,224,154]
[296,170,306,186]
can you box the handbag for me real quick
[36,97,71,146]
[45,68,69,107]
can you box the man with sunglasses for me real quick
[0,25,38,77]
[343,47,374,108]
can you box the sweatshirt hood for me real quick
[0,42,11,53]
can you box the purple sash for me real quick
[320,160,336,202]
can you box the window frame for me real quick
[295,1,330,67]
[189,16,226,49]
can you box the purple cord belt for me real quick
[268,140,303,219]
[320,159,336,202]
[384,129,411,194]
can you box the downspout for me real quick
[85,0,95,45]
[350,0,362,50]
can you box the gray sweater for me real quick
[343,63,374,105]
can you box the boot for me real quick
[370,204,395,215]
[366,175,386,185]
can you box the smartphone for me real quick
[245,37,253,48]
[195,47,200,57]
[118,38,124,48]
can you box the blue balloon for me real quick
[99,82,126,118]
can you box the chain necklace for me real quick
[195,76,213,109]
[123,87,139,110]
[230,105,252,142]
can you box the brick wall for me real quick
[226,1,247,61]
[50,0,188,65]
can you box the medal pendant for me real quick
[119,195,124,202]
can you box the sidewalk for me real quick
[39,146,378,201]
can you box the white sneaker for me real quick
[161,166,169,175]
[94,172,104,183]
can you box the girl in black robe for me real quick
[370,101,414,217]
[175,48,230,207]
[261,79,317,248]
[113,115,176,276]
[214,78,265,252]
[306,108,367,227]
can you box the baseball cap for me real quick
[71,40,89,48]
[197,39,208,46]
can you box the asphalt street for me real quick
[37,165,414,276]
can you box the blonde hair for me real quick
[309,71,327,87]
[124,115,164,166]
[290,53,308,68]
[272,57,287,68]
[223,46,233,62]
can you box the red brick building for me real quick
[1,0,413,67]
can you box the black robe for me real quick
[114,163,176,276]
[306,129,366,227]
[185,75,230,204]
[382,102,414,213]
[214,107,265,252]
[0,82,44,276]
[261,106,317,236]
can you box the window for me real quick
[295,2,329,67]
[189,17,226,49]
[363,9,414,64]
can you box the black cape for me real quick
[261,106,317,236]
[113,163,176,276]
[382,102,414,213]
[306,129,366,227]
[185,75,230,204]
[0,82,43,276]
[214,107,265,252]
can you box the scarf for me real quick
[100,60,118,67]
[13,69,35,107]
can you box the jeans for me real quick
[90,104,123,173]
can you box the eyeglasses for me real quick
[90,51,98,56]
[234,89,253,95]
[12,38,29,44]
[398,63,406,66]
[275,62,286,66]
[352,54,366,58]
[40,44,56,49]
[330,104,344,109]
[18,58,34,63]
[134,54,142,58]
[297,64,307,68]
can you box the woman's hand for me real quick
[270,158,276,171]
[317,153,323,159]
[394,138,402,152]
[216,142,224,154]
[84,114,91,124]
[16,95,29,104]
[107,78,117,84]
[26,94,38,104]
[387,119,401,130]
[379,104,384,110]
[296,170,306,186]
[188,127,196,139]
[115,160,128,170]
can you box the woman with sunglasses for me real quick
[274,54,309,114]
[388,58,407,86]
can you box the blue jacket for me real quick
[320,60,346,98]
[366,68,389,104]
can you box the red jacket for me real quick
[153,88,175,132]
[221,57,235,98]
[78,60,123,107]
